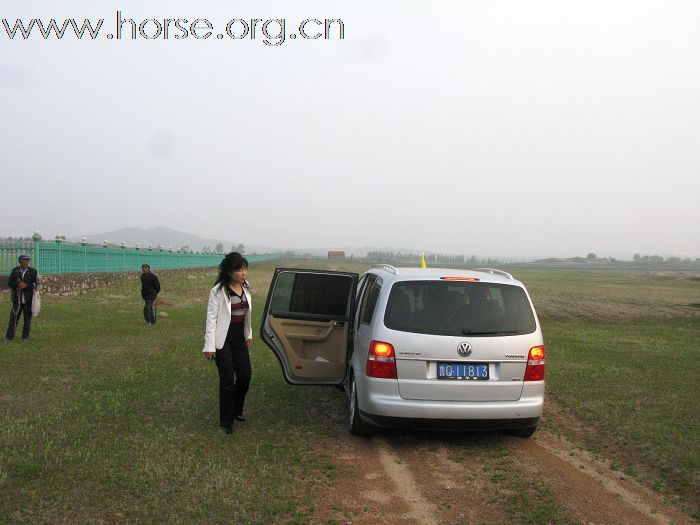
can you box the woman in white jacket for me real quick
[203,252,253,434]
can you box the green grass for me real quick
[542,318,700,506]
[0,261,348,523]
[1,261,697,522]
[512,267,700,323]
[509,268,700,510]
[478,441,573,525]
[507,268,700,512]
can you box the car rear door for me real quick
[261,268,358,385]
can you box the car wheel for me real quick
[509,426,537,438]
[348,374,371,436]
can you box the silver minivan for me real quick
[261,265,545,437]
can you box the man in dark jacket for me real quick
[6,254,39,341]
[140,264,161,324]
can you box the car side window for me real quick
[361,278,382,325]
[356,275,367,301]
[356,275,375,329]
[271,271,354,318]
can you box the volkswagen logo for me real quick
[457,342,472,357]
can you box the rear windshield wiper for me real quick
[462,329,518,335]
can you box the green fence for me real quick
[0,239,35,275]
[0,237,278,275]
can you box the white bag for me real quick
[31,289,41,317]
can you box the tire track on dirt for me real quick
[312,432,510,524]
[506,430,694,525]
[373,437,439,525]
[313,427,695,525]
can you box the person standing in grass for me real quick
[5,254,39,342]
[203,252,253,434]
[140,264,161,325]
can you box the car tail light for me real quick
[366,341,397,379]
[524,345,545,381]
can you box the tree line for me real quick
[198,243,245,254]
[632,253,699,264]
[365,251,504,266]
[585,252,699,264]
[537,253,700,265]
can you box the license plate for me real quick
[437,362,489,380]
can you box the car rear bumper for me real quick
[359,412,540,431]
[358,375,544,422]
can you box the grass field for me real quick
[513,266,700,510]
[1,260,698,522]
[544,320,699,500]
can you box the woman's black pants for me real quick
[214,339,251,427]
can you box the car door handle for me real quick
[286,322,337,341]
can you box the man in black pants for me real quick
[140,264,160,324]
[6,254,39,342]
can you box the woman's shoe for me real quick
[234,415,246,422]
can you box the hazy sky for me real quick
[2,0,698,259]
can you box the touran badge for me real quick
[457,342,472,357]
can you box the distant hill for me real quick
[70,226,275,254]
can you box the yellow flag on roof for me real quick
[420,253,427,268]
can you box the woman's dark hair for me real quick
[215,252,249,291]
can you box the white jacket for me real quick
[203,283,253,353]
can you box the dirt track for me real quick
[310,398,694,525]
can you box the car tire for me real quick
[348,374,371,436]
[509,426,537,438]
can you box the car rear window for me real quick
[384,281,536,336]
